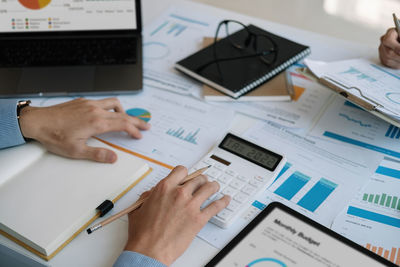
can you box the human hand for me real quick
[379,28,400,69]
[18,98,150,163]
[124,166,231,266]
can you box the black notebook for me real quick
[175,24,310,99]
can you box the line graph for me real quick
[338,113,372,128]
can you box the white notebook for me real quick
[0,139,150,260]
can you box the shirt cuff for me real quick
[113,251,167,267]
[0,99,25,149]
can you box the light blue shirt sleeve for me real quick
[0,99,25,149]
[113,251,167,267]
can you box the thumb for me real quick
[82,146,117,163]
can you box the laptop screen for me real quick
[0,0,137,32]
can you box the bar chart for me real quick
[270,162,292,185]
[385,125,400,139]
[298,178,337,212]
[272,168,339,213]
[362,192,400,211]
[274,171,310,200]
[376,165,400,179]
[166,127,200,145]
[347,206,400,228]
[365,243,400,265]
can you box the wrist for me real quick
[18,106,42,140]
[125,240,173,266]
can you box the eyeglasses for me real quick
[196,20,279,73]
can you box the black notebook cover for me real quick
[175,24,310,99]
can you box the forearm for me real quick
[0,99,25,149]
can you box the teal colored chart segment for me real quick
[246,258,287,267]
[126,108,151,122]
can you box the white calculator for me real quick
[191,133,286,228]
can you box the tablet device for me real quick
[206,202,396,267]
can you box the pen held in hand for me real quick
[87,165,211,235]
[393,13,400,41]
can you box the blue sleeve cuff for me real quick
[0,99,25,149]
[113,251,167,267]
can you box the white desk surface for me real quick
[0,0,378,266]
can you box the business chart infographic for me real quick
[332,157,400,265]
[126,108,152,123]
[18,0,51,10]
[1,0,136,32]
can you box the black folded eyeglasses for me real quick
[196,20,279,73]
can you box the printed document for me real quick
[306,58,400,116]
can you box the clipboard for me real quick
[301,60,400,128]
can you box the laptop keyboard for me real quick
[0,38,137,67]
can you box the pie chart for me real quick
[19,0,51,10]
[126,108,152,122]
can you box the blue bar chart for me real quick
[274,171,310,200]
[298,178,337,212]
[376,166,400,179]
[166,127,199,144]
[271,162,292,185]
[347,206,400,228]
[385,125,400,139]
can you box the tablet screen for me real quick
[210,204,391,266]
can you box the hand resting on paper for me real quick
[18,98,150,163]
[379,28,400,69]
[124,166,231,266]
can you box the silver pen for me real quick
[393,13,400,41]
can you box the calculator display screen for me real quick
[219,134,282,171]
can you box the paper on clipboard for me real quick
[305,58,400,127]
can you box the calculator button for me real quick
[222,186,238,197]
[236,175,248,182]
[214,162,227,171]
[254,175,266,182]
[216,209,233,221]
[241,185,257,195]
[226,200,241,212]
[206,168,222,179]
[233,192,249,204]
[225,169,237,177]
[229,179,245,190]
[203,158,215,165]
[249,179,263,188]
[218,175,233,185]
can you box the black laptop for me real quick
[0,0,143,97]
